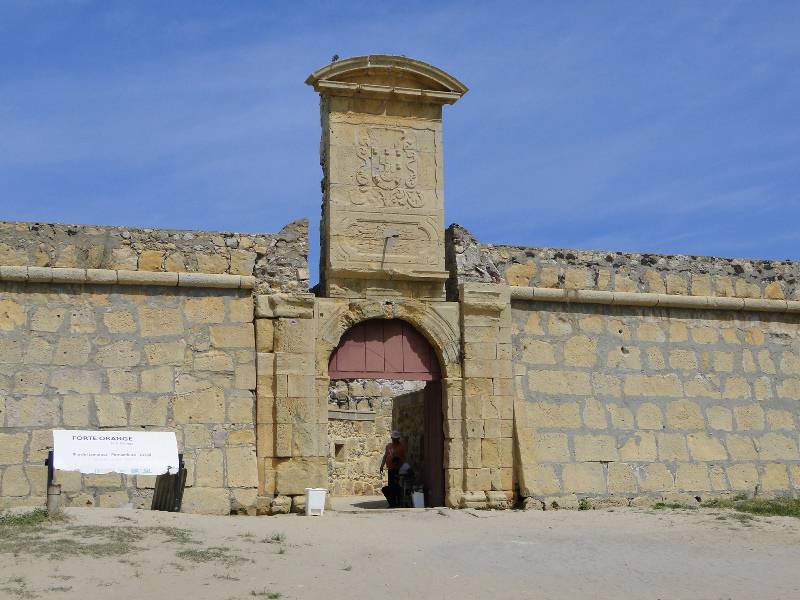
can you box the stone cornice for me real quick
[509,285,800,313]
[0,265,255,289]
[306,54,468,105]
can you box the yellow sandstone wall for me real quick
[0,220,308,514]
[512,302,800,507]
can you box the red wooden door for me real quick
[328,319,440,380]
[423,381,444,507]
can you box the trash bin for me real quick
[305,488,327,516]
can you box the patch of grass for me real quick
[0,518,196,560]
[0,508,52,527]
[263,532,286,544]
[176,546,249,566]
[653,502,697,510]
[0,576,35,599]
[701,496,800,518]
[577,498,591,510]
[277,545,286,555]
[250,590,282,599]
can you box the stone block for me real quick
[607,404,635,430]
[574,435,618,462]
[1,465,31,496]
[95,340,140,368]
[228,296,254,323]
[687,433,728,461]
[255,319,274,353]
[0,433,27,464]
[607,462,638,494]
[562,463,605,494]
[227,391,255,423]
[108,368,138,393]
[528,370,592,396]
[138,306,184,337]
[756,433,799,460]
[97,490,131,508]
[723,377,752,400]
[31,307,65,332]
[675,463,711,491]
[583,398,608,429]
[665,400,704,430]
[725,434,757,460]
[141,366,174,393]
[669,349,697,370]
[657,433,689,461]
[734,404,764,430]
[84,472,121,487]
[636,403,663,430]
[183,424,212,449]
[195,449,224,487]
[8,396,58,427]
[766,409,794,430]
[527,402,582,428]
[726,463,758,491]
[618,432,657,462]
[129,397,168,426]
[274,458,325,495]
[760,463,790,491]
[94,394,128,427]
[63,395,90,427]
[637,463,674,492]
[172,386,225,424]
[623,374,682,397]
[181,487,230,515]
[464,468,491,492]
[592,373,622,397]
[564,335,597,367]
[606,346,641,369]
[54,470,82,493]
[144,341,186,366]
[210,324,255,349]
[532,432,568,462]
[706,406,733,431]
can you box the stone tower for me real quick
[306,55,467,300]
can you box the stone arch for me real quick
[316,299,460,380]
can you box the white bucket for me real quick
[411,491,425,508]
[305,488,327,516]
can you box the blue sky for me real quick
[2,1,799,282]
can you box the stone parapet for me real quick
[447,223,800,302]
[0,219,308,294]
[0,266,255,289]
[510,286,800,314]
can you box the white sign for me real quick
[53,430,179,476]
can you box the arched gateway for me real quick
[328,318,445,506]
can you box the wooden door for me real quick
[423,381,444,507]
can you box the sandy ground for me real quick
[1,498,799,600]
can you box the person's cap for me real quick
[391,430,401,439]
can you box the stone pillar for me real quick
[254,293,325,512]
[306,55,467,301]
[458,283,514,508]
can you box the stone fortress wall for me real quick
[448,224,800,507]
[0,219,308,513]
[2,55,799,514]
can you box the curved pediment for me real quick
[306,55,467,104]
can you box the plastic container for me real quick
[305,487,327,516]
[411,491,425,508]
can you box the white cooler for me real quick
[305,487,327,516]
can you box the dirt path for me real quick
[1,505,798,599]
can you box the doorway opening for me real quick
[326,319,444,507]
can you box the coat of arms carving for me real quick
[354,127,424,209]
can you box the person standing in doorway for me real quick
[380,430,407,507]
